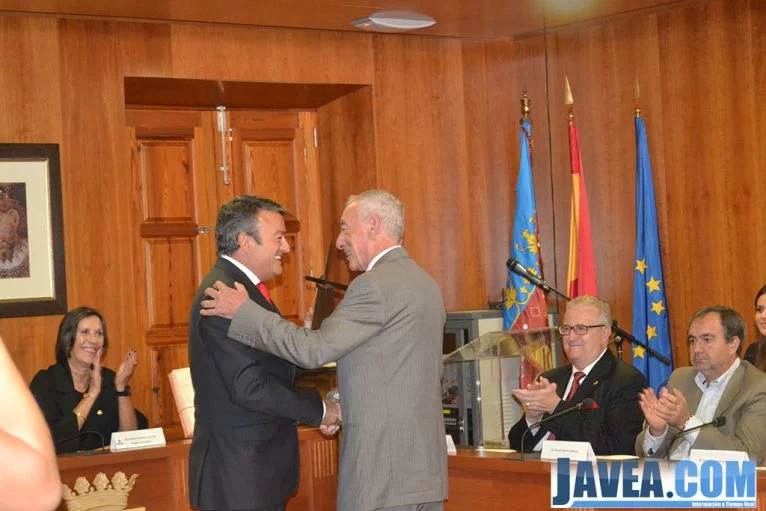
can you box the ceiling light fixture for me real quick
[351,11,436,33]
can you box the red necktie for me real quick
[565,371,585,401]
[544,371,586,442]
[256,282,273,304]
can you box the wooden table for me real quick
[446,448,766,510]
[57,428,338,511]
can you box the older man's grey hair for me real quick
[346,189,405,242]
[566,295,613,326]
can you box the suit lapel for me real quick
[567,350,613,403]
[713,363,745,417]
[214,257,281,315]
[548,368,571,400]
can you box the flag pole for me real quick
[521,89,530,122]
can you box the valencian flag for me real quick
[632,106,673,391]
[565,77,599,298]
[503,95,550,387]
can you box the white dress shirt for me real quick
[528,348,608,450]
[643,358,740,459]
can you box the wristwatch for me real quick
[116,385,132,397]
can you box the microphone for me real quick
[54,430,106,455]
[664,416,726,461]
[518,398,594,460]
[506,258,552,293]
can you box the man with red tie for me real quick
[508,295,647,455]
[188,196,340,511]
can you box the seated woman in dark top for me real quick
[744,285,766,371]
[30,307,147,453]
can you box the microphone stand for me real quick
[510,268,670,365]
[516,399,594,461]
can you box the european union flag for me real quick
[632,115,673,391]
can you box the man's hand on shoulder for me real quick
[201,281,249,319]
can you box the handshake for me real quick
[320,390,342,436]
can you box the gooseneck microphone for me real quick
[518,398,594,460]
[54,430,106,455]
[664,416,726,461]
[506,258,553,293]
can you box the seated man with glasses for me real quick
[508,295,648,454]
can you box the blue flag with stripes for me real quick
[503,120,547,332]
[632,116,673,391]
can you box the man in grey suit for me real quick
[201,189,448,511]
[636,305,766,460]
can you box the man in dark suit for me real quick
[199,190,448,511]
[188,196,340,511]
[509,295,647,455]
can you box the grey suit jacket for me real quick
[635,360,766,460]
[228,247,448,511]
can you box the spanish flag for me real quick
[565,78,598,298]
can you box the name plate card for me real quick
[690,448,749,462]
[110,427,166,452]
[541,440,596,462]
[446,434,457,456]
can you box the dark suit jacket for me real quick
[29,362,148,453]
[188,257,324,510]
[508,349,647,455]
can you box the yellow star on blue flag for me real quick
[632,115,673,392]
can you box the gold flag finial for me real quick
[565,76,574,120]
[635,78,641,118]
[521,89,530,121]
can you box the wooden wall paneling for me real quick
[168,24,375,85]
[538,18,672,360]
[0,16,64,380]
[534,0,764,366]
[552,18,666,334]
[56,19,151,420]
[458,39,501,307]
[657,0,762,363]
[372,35,482,310]
[748,0,766,354]
[316,86,377,287]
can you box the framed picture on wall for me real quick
[0,144,66,318]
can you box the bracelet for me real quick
[83,392,97,399]
[73,408,84,420]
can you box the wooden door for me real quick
[127,108,324,438]
[229,110,325,323]
[127,109,219,438]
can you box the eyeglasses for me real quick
[558,324,606,336]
